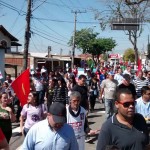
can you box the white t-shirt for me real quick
[66,106,86,150]
[101,79,118,99]
[21,104,47,129]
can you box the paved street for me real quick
[85,101,105,150]
[9,100,105,150]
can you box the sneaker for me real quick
[85,136,91,143]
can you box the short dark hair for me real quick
[116,88,133,101]
[141,86,150,96]
[78,74,86,80]
[123,74,130,80]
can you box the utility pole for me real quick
[59,48,63,66]
[23,0,32,71]
[71,10,86,69]
[48,46,51,58]
[147,35,150,59]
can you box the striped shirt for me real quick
[53,86,68,105]
[133,77,149,97]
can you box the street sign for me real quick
[111,18,141,30]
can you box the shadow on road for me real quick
[94,108,105,111]
[88,121,95,125]
[88,114,102,119]
[12,132,22,137]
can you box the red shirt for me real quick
[0,128,5,141]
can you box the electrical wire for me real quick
[59,0,72,10]
[33,32,69,47]
[31,36,41,52]
[9,0,26,32]
[32,16,100,24]
[33,17,70,40]
[31,27,69,43]
[32,0,47,12]
[31,19,44,45]
[0,0,26,15]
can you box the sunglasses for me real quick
[117,101,135,108]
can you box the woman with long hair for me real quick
[89,73,99,112]
[20,92,47,136]
[67,75,76,96]
[0,92,16,143]
[53,77,68,105]
[46,78,57,111]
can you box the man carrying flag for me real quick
[11,69,30,106]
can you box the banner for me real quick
[11,69,30,106]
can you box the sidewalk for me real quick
[85,101,105,150]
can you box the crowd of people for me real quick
[0,63,150,149]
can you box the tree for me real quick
[123,48,135,62]
[68,28,98,53]
[68,28,116,64]
[125,0,147,5]
[95,0,150,65]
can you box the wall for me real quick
[5,53,30,76]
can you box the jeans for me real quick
[36,90,45,104]
[104,99,115,120]
[24,128,30,136]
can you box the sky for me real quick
[0,0,150,56]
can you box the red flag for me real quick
[137,58,142,71]
[11,69,30,106]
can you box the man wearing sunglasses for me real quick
[96,88,149,150]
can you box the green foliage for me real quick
[68,28,116,62]
[123,48,135,62]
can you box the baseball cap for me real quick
[49,102,66,123]
[108,71,115,75]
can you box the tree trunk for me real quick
[133,31,138,66]
[128,30,138,65]
[134,44,138,66]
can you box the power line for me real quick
[32,16,99,24]
[31,36,40,52]
[32,0,47,12]
[31,19,44,45]
[0,0,26,15]
[9,0,26,32]
[33,17,70,40]
[33,32,69,47]
[59,0,72,10]
[31,27,69,43]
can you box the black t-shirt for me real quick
[118,83,137,97]
[72,84,88,109]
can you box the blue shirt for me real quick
[100,74,105,84]
[114,74,123,85]
[135,97,150,118]
[22,119,79,150]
